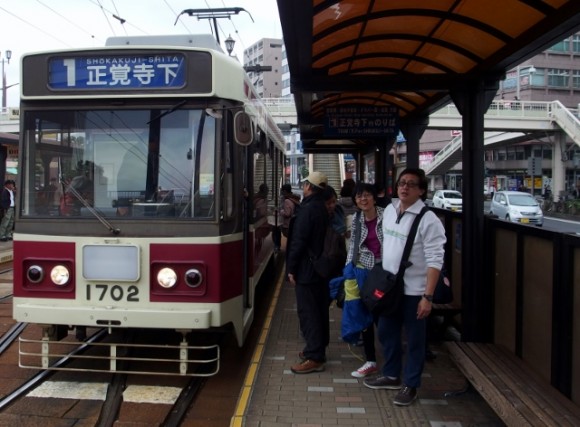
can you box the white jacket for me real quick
[382,199,446,296]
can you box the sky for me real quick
[0,0,283,107]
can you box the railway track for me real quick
[0,253,283,425]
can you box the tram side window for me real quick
[223,112,235,219]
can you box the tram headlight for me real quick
[27,265,44,283]
[50,265,70,286]
[184,268,203,288]
[157,267,178,288]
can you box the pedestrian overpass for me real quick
[264,98,580,181]
[425,100,580,176]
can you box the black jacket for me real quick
[286,192,329,284]
[1,188,12,210]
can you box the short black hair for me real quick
[322,185,338,201]
[352,181,377,204]
[396,168,428,201]
[281,184,292,193]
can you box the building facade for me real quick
[243,38,284,98]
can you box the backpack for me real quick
[310,224,347,280]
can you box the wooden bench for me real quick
[446,342,580,426]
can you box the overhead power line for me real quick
[0,5,73,47]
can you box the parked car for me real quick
[432,190,463,212]
[489,191,543,226]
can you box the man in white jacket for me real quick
[364,168,446,406]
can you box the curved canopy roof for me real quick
[277,0,580,150]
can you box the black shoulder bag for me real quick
[361,206,428,316]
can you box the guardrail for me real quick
[549,100,580,147]
[431,100,552,119]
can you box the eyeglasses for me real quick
[398,180,419,188]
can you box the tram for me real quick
[12,34,285,375]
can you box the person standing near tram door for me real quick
[0,179,16,241]
[286,171,329,374]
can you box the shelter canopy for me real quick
[277,0,580,151]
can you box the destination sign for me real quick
[324,105,399,139]
[48,54,186,90]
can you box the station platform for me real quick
[232,260,504,427]
[0,239,12,264]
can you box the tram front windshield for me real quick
[21,109,216,219]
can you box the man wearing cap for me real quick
[0,180,16,241]
[286,171,330,374]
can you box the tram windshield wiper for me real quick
[147,100,187,124]
[61,179,121,235]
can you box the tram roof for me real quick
[277,0,580,152]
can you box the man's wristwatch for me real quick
[422,294,434,302]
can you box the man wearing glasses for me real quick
[364,168,446,406]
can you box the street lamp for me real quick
[224,35,235,56]
[1,49,12,110]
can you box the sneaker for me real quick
[291,359,325,374]
[363,375,402,390]
[393,386,417,406]
[0,238,6,242]
[351,361,378,378]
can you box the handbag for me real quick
[433,266,453,304]
[361,207,428,316]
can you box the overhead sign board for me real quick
[48,54,186,90]
[324,106,399,139]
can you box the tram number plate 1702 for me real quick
[86,284,139,302]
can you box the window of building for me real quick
[574,35,580,53]
[530,68,545,87]
[573,70,580,88]
[548,37,569,52]
[547,68,569,87]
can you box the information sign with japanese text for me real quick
[324,106,399,139]
[48,55,186,90]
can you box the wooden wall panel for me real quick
[573,248,580,404]
[521,236,553,382]
[493,228,517,351]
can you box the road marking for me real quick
[123,385,182,404]
[28,381,108,400]
[27,381,182,404]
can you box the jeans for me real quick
[377,295,426,388]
